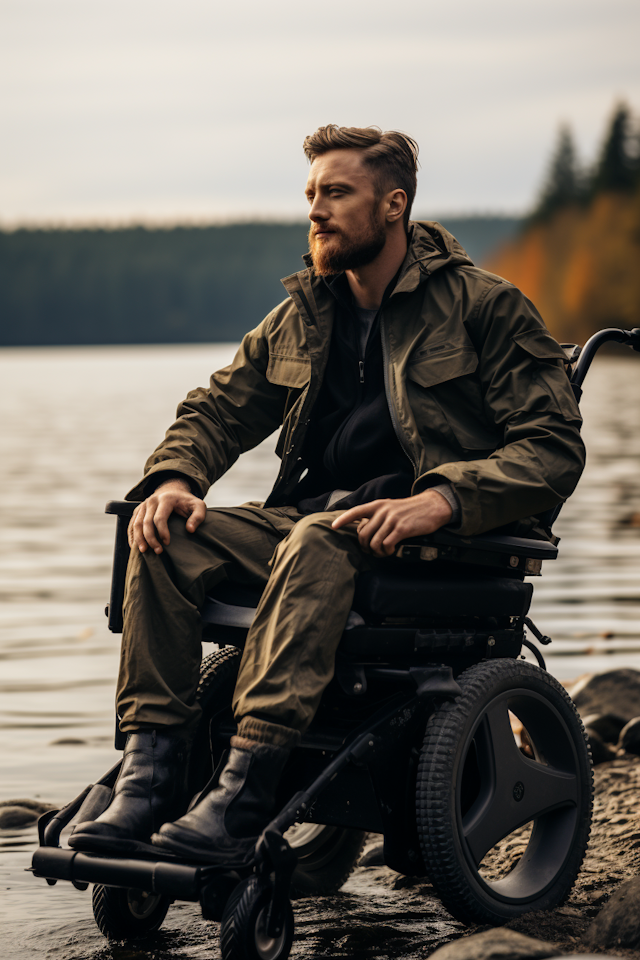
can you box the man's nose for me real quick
[308,196,328,223]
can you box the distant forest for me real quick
[0,217,520,346]
[487,102,640,342]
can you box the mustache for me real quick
[310,225,342,238]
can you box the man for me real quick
[70,125,585,862]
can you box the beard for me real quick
[308,210,387,276]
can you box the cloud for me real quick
[1,0,639,221]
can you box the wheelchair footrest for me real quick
[32,848,203,900]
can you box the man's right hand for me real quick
[128,478,207,555]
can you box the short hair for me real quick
[303,125,419,228]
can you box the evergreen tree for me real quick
[530,124,583,222]
[590,102,638,194]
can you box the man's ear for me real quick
[385,188,407,224]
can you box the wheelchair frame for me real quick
[31,326,640,955]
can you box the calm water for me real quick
[1,345,639,956]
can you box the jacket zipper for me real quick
[380,315,417,476]
[359,360,365,384]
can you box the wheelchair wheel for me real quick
[220,876,294,960]
[92,884,171,940]
[194,647,366,896]
[190,646,244,794]
[285,821,366,897]
[417,658,593,926]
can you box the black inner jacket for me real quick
[292,272,413,514]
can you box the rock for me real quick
[571,669,640,724]
[429,929,560,959]
[583,875,640,949]
[358,842,386,866]
[581,712,626,744]
[0,798,56,828]
[584,727,616,764]
[618,716,640,755]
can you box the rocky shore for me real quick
[346,752,640,959]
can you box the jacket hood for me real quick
[408,220,474,271]
[287,220,473,300]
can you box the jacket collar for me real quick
[281,220,473,320]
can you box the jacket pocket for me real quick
[512,329,569,362]
[266,354,311,389]
[407,345,478,388]
[406,346,500,452]
[512,329,579,420]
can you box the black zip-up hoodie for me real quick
[294,272,413,513]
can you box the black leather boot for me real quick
[69,729,190,853]
[151,736,290,863]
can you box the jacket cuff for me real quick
[412,466,480,534]
[428,482,461,526]
[143,471,200,496]
[125,460,209,502]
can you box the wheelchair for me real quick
[32,326,640,960]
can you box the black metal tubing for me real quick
[32,847,202,900]
[264,665,458,839]
[266,688,428,839]
[572,327,640,389]
[105,501,135,633]
[522,638,546,671]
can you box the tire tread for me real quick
[416,659,593,926]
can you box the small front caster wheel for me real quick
[92,884,171,940]
[220,876,294,960]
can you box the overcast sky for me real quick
[1,0,639,224]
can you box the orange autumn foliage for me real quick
[484,187,640,343]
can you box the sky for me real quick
[1,0,639,224]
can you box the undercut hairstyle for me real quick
[303,125,419,228]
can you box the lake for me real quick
[1,344,639,957]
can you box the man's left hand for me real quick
[331,489,453,558]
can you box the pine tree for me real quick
[530,124,583,222]
[590,102,637,194]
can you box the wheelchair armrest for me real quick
[396,530,558,576]
[104,501,137,632]
[105,500,137,518]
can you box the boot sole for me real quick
[69,832,162,857]
[150,830,257,865]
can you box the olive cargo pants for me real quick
[116,504,372,747]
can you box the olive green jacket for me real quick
[127,221,585,537]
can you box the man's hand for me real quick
[128,478,207,555]
[331,489,453,558]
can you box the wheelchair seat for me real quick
[201,561,533,669]
[202,566,533,628]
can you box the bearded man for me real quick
[70,125,585,863]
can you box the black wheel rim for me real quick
[456,687,580,903]
[254,903,288,960]
[126,888,165,920]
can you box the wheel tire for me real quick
[417,659,593,926]
[190,646,243,795]
[285,822,366,897]
[194,647,365,896]
[220,876,294,960]
[92,884,171,940]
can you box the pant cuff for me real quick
[236,716,301,749]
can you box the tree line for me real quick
[0,218,519,346]
[530,102,640,222]
[487,101,640,342]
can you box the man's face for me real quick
[305,149,387,276]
